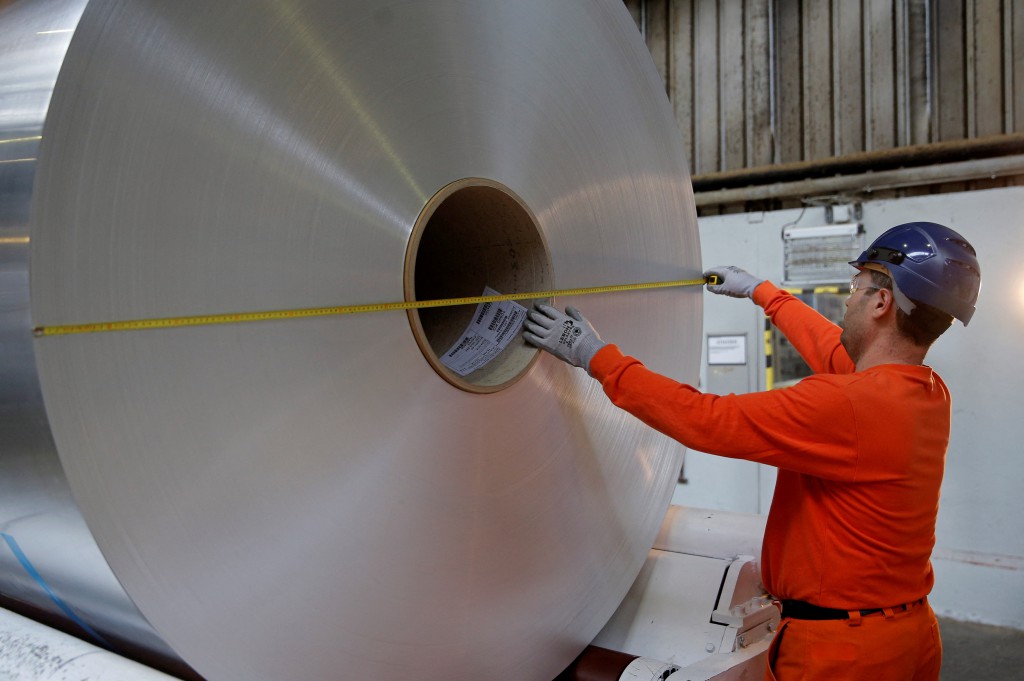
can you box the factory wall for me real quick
[672,186,1024,629]
[624,0,1024,174]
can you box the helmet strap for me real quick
[890,284,918,316]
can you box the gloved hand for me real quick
[523,304,606,373]
[704,265,764,299]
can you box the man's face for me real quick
[840,271,880,363]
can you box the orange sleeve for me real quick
[752,281,856,375]
[589,345,861,480]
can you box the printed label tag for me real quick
[440,287,527,376]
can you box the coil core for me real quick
[405,178,553,393]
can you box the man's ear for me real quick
[873,288,897,319]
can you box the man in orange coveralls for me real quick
[523,222,981,681]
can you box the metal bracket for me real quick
[709,556,780,653]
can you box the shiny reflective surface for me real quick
[0,0,185,671]
[30,1,702,680]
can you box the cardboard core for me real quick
[406,178,552,393]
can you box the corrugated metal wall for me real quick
[624,0,1024,181]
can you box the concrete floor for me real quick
[939,617,1024,681]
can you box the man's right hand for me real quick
[704,266,764,299]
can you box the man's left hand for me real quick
[523,305,606,373]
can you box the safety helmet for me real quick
[850,222,981,325]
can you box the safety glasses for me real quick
[849,275,881,295]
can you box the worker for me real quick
[523,221,981,681]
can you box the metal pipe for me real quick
[691,132,1024,192]
[694,153,1024,207]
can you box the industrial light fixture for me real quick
[782,222,865,285]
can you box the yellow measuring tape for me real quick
[33,275,717,337]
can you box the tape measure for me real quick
[33,275,719,337]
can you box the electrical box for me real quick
[706,334,750,396]
[770,286,848,388]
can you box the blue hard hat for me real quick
[850,222,981,325]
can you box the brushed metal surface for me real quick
[29,1,701,679]
[0,0,184,670]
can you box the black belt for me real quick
[781,598,924,621]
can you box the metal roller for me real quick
[6,1,702,679]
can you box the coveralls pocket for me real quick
[767,618,858,680]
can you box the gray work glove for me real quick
[704,265,764,299]
[523,304,606,373]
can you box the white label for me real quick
[707,334,747,365]
[439,287,528,376]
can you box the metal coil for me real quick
[6,1,702,679]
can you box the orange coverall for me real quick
[588,281,946,680]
